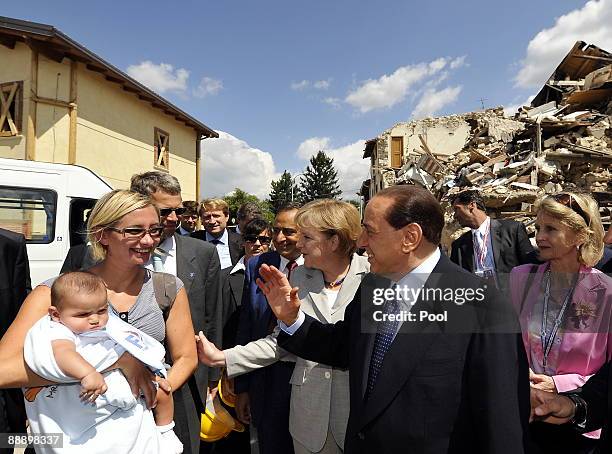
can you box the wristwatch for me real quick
[564,393,587,430]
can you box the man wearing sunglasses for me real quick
[191,198,243,270]
[233,203,303,454]
[130,171,223,454]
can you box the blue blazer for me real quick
[234,251,293,426]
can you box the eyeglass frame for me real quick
[549,193,590,225]
[159,207,187,217]
[106,226,164,239]
[243,234,273,245]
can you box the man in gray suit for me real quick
[130,171,222,454]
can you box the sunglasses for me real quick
[244,235,272,245]
[550,193,590,225]
[159,207,187,217]
[107,226,164,239]
[272,227,297,236]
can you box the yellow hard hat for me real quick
[199,393,245,442]
[218,370,236,408]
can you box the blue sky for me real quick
[5,0,611,199]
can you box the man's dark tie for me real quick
[286,259,298,280]
[210,239,221,245]
[365,296,400,400]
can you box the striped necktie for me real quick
[365,294,400,400]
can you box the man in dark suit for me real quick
[130,171,222,454]
[176,200,199,236]
[258,186,531,453]
[0,228,31,439]
[234,204,302,454]
[450,190,537,289]
[191,198,243,269]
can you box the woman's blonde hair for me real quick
[536,192,604,267]
[295,199,361,257]
[87,190,158,261]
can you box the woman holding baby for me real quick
[0,190,197,453]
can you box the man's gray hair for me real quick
[130,171,181,196]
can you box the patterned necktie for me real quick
[286,259,298,280]
[365,294,400,400]
[152,253,164,272]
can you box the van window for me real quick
[0,186,57,243]
[69,198,97,246]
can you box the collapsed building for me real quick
[361,41,612,251]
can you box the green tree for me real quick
[268,171,299,214]
[299,151,341,203]
[222,188,274,223]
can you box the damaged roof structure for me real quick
[361,41,612,251]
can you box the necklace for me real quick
[540,266,579,369]
[324,275,347,289]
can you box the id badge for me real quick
[477,268,498,288]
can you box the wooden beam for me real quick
[26,39,66,63]
[86,63,107,73]
[122,85,139,93]
[105,75,123,84]
[68,60,78,165]
[0,35,17,49]
[26,50,38,161]
[32,95,72,109]
[196,135,201,203]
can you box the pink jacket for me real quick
[510,263,612,390]
[510,263,612,438]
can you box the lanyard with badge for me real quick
[540,266,579,369]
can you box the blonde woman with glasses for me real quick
[0,190,197,453]
[510,192,612,454]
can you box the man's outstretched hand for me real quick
[530,387,575,424]
[256,264,301,325]
[195,331,226,368]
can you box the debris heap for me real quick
[379,42,612,248]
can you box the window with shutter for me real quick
[0,81,23,137]
[154,127,170,170]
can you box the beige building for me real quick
[0,16,217,201]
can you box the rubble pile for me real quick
[388,42,612,247]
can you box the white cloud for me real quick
[295,137,370,199]
[323,97,342,109]
[193,77,223,98]
[450,56,467,69]
[296,137,330,160]
[515,0,612,88]
[127,61,189,94]
[290,80,310,91]
[345,57,465,113]
[504,94,536,117]
[200,131,279,199]
[313,79,332,90]
[411,86,462,119]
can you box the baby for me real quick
[41,271,181,452]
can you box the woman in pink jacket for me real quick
[510,192,611,454]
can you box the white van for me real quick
[0,158,112,285]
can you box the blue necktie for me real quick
[152,253,164,272]
[365,295,400,400]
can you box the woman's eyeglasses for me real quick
[159,207,187,217]
[550,193,590,225]
[244,235,272,245]
[107,226,164,239]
